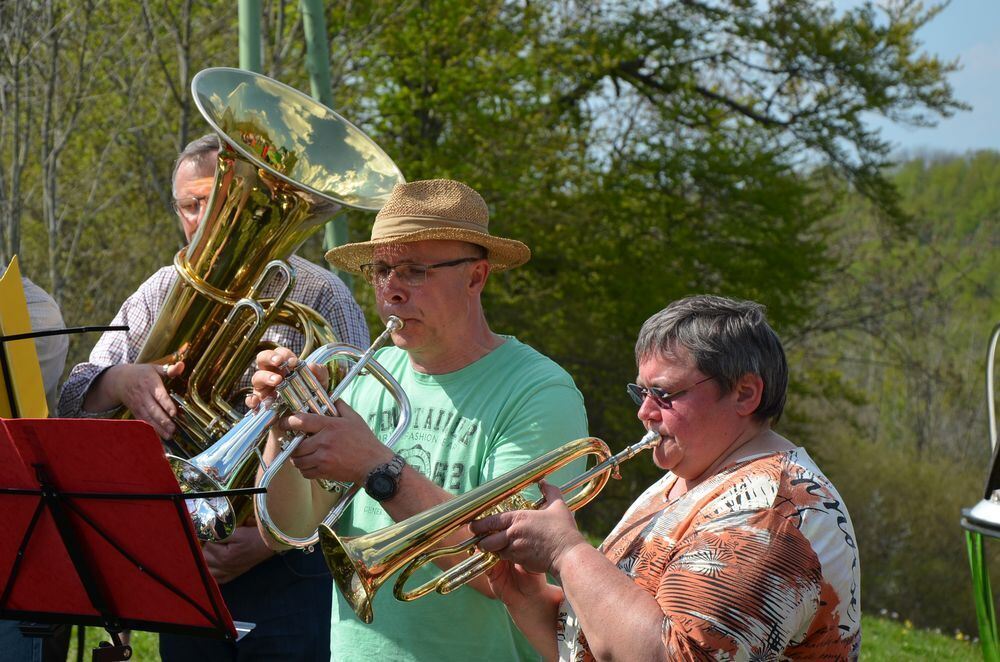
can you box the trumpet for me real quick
[172,316,410,543]
[254,316,411,549]
[319,430,661,623]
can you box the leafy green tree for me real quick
[787,151,1000,632]
[315,0,963,507]
[4,0,963,387]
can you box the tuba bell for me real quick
[131,67,405,539]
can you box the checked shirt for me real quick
[58,255,370,418]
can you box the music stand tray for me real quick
[0,417,239,660]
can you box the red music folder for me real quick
[0,417,236,639]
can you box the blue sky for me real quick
[833,1,1000,156]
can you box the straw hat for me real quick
[324,179,531,273]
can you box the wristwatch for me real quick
[364,454,406,502]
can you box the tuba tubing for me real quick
[135,67,405,456]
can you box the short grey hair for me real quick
[171,133,220,189]
[635,295,788,423]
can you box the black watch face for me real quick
[368,473,396,500]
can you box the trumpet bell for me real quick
[316,492,525,623]
[169,456,247,541]
[318,436,617,623]
[320,524,379,624]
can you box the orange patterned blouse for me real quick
[556,448,861,661]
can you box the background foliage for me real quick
[2,0,996,636]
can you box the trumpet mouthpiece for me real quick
[386,315,404,332]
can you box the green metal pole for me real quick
[967,530,1000,661]
[300,0,351,288]
[300,0,333,107]
[238,0,262,73]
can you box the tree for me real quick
[784,151,1000,632]
[0,0,44,266]
[317,0,962,504]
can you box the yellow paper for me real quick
[0,256,48,418]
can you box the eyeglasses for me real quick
[626,376,714,409]
[359,257,482,287]
[171,195,209,219]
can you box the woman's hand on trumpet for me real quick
[472,481,578,661]
[470,481,589,578]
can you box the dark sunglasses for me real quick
[626,376,714,409]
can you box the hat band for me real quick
[371,214,490,240]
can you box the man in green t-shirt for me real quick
[250,179,589,661]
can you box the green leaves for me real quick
[3,0,969,519]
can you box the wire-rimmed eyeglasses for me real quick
[359,257,482,287]
[171,195,209,219]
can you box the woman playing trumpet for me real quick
[470,295,861,661]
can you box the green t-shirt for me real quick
[330,337,589,662]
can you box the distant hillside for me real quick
[785,151,1000,634]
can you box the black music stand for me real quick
[0,417,243,661]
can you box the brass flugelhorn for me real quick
[319,430,661,623]
[172,316,410,543]
[254,316,411,549]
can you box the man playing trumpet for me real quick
[251,179,589,661]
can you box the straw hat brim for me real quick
[324,225,531,274]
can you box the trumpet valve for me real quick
[475,492,532,520]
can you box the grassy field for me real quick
[861,614,982,661]
[66,615,984,661]
[67,627,160,661]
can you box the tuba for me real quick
[319,430,661,623]
[133,67,405,539]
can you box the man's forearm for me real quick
[59,363,109,417]
[81,365,123,413]
[505,583,563,661]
